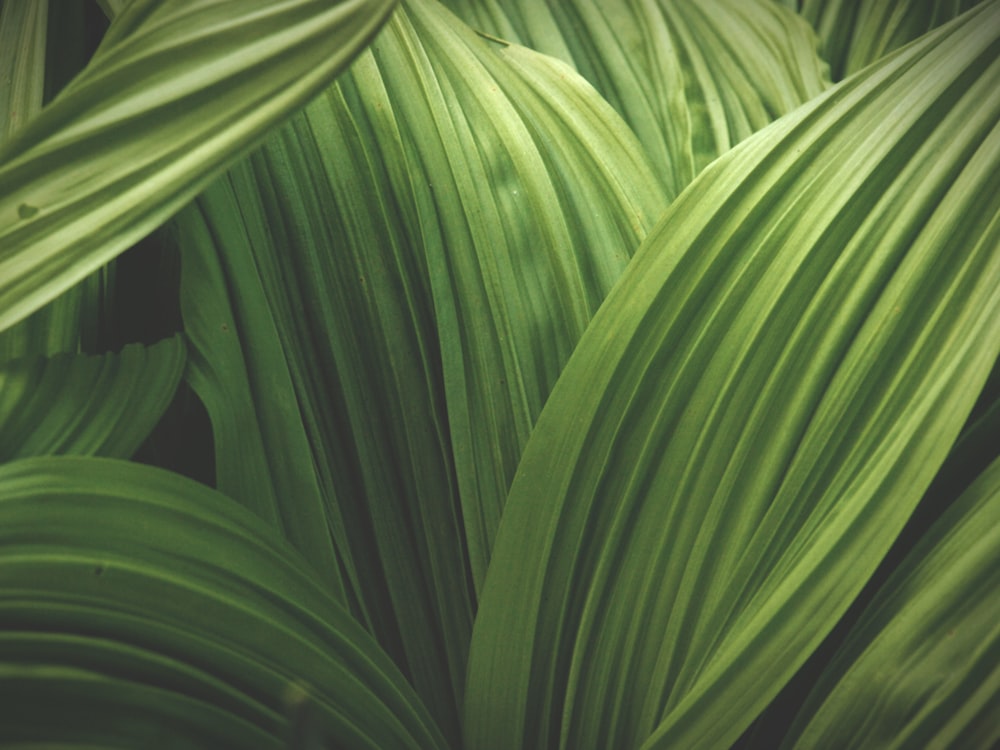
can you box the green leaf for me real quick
[440,0,830,196]
[0,456,449,750]
[0,0,398,334]
[792,0,985,80]
[464,5,1000,749]
[780,455,1000,749]
[179,0,665,740]
[0,335,185,461]
[0,0,47,144]
[0,0,110,362]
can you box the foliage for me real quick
[0,0,998,747]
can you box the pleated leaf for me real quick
[465,6,1000,750]
[780,456,1000,749]
[0,0,108,361]
[440,0,830,197]
[0,0,46,144]
[178,0,665,741]
[0,456,448,750]
[792,0,985,80]
[0,0,398,333]
[0,335,185,461]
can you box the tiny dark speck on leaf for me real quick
[18,203,39,220]
[94,565,105,576]
[220,323,229,333]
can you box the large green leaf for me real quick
[780,455,1000,748]
[464,5,1000,749]
[178,0,665,741]
[0,0,398,334]
[0,335,185,461]
[440,0,830,196]
[0,456,448,750]
[790,0,984,79]
[177,1,666,739]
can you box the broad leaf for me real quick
[440,0,830,196]
[0,0,108,360]
[465,5,1000,749]
[780,456,1000,748]
[0,456,449,750]
[791,0,984,79]
[179,0,665,741]
[0,0,398,333]
[0,335,185,461]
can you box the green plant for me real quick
[1,0,998,747]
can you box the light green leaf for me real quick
[178,0,665,740]
[792,0,984,79]
[0,335,184,461]
[440,0,830,196]
[0,456,449,750]
[781,455,1000,749]
[465,5,1000,749]
[0,0,110,362]
[0,0,398,334]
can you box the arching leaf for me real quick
[0,456,449,750]
[440,0,830,196]
[464,6,1000,749]
[0,0,398,333]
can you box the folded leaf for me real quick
[465,5,1000,749]
[179,0,665,740]
[0,335,185,461]
[440,0,830,196]
[780,456,1000,749]
[0,456,449,750]
[0,1,108,361]
[792,0,984,79]
[0,0,398,333]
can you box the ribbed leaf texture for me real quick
[440,0,831,196]
[465,5,1000,749]
[179,1,666,741]
[0,0,398,332]
[0,336,185,461]
[782,456,1000,749]
[791,0,985,79]
[0,457,449,750]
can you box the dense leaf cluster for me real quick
[0,0,998,748]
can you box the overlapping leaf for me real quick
[0,0,108,361]
[440,0,830,196]
[0,0,398,333]
[465,5,1000,749]
[0,0,46,144]
[179,0,665,740]
[779,456,1000,748]
[0,456,448,750]
[0,335,185,461]
[790,0,984,79]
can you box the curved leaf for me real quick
[179,0,665,740]
[0,335,185,461]
[0,0,46,144]
[793,0,984,79]
[0,456,449,750]
[0,0,398,333]
[781,456,1000,749]
[440,0,830,196]
[464,6,1000,749]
